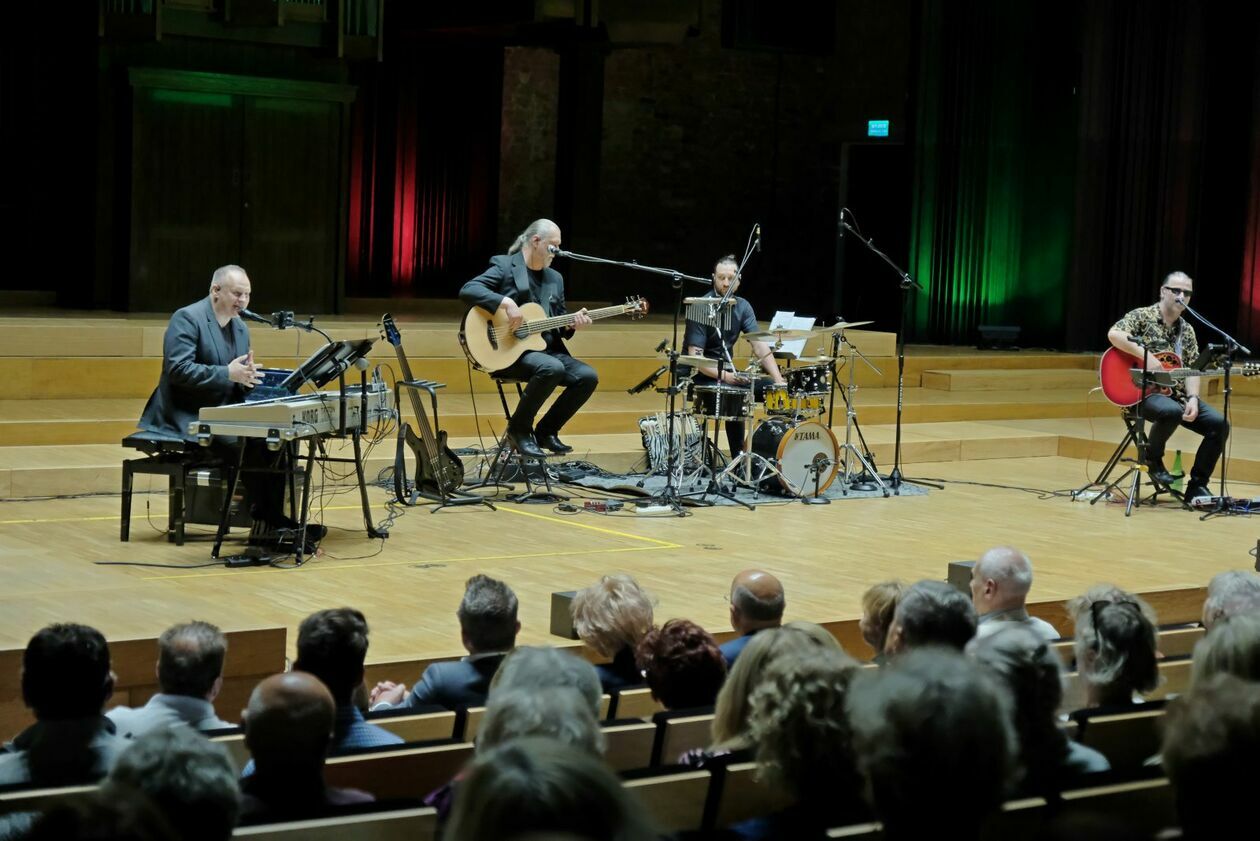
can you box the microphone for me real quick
[755,225,761,253]
[240,309,273,327]
[547,244,563,256]
[628,365,668,395]
[655,338,668,353]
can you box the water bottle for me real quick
[1171,449,1184,491]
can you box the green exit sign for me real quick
[867,120,890,137]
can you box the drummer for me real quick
[684,254,785,455]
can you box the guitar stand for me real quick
[395,380,495,513]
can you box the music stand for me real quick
[281,338,377,392]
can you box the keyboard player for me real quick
[136,265,325,547]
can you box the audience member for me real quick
[571,574,655,691]
[1162,674,1260,840]
[970,547,1059,641]
[0,623,128,787]
[969,626,1109,797]
[859,580,904,664]
[1068,585,1159,708]
[108,621,232,738]
[636,619,727,710]
[370,574,519,710]
[1201,569,1260,631]
[23,791,177,841]
[884,579,977,655]
[720,570,786,666]
[444,737,659,841]
[478,687,604,757]
[846,647,1015,840]
[294,607,402,750]
[238,672,373,824]
[737,648,866,838]
[1190,610,1260,687]
[102,727,240,841]
[487,645,603,717]
[702,622,842,764]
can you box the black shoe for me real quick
[506,427,546,459]
[1146,460,1180,487]
[535,432,574,454]
[1183,482,1213,504]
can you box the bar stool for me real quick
[470,377,567,503]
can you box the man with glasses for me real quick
[1107,271,1229,502]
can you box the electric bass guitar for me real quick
[1098,347,1260,407]
[459,297,649,371]
[380,314,464,501]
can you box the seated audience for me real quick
[102,727,240,841]
[970,546,1059,641]
[736,648,866,839]
[720,569,786,666]
[444,737,659,841]
[487,645,603,717]
[571,574,655,691]
[698,622,842,766]
[883,579,977,655]
[0,623,128,787]
[294,607,402,751]
[1201,569,1260,631]
[1190,610,1260,687]
[108,620,233,738]
[370,574,519,711]
[238,672,373,824]
[1162,674,1260,840]
[23,791,177,841]
[1068,585,1159,709]
[636,618,727,710]
[969,625,1109,797]
[859,580,904,664]
[846,648,1015,840]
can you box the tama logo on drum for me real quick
[796,430,820,440]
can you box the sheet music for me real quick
[767,311,816,358]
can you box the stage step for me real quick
[921,368,1099,392]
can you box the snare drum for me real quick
[692,384,752,420]
[751,418,839,496]
[786,364,831,396]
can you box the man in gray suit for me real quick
[459,219,597,457]
[369,575,520,711]
[137,265,308,541]
[107,621,234,738]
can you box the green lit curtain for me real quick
[910,0,1078,346]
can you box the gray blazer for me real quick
[397,653,507,711]
[138,296,249,440]
[460,252,573,355]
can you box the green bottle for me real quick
[1171,449,1183,491]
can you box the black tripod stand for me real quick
[839,209,942,493]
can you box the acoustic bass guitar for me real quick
[459,297,649,372]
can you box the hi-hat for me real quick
[677,354,715,367]
[814,320,874,333]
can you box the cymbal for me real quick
[814,320,874,333]
[677,355,714,367]
[744,329,819,342]
[792,356,835,364]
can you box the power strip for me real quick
[634,504,674,515]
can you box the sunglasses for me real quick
[1163,286,1193,297]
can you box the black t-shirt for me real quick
[683,295,759,363]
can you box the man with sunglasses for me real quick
[1107,271,1229,503]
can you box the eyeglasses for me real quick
[1163,286,1193,297]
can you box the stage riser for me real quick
[923,369,1101,392]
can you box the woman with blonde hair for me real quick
[859,581,904,664]
[571,574,655,691]
[1067,584,1159,709]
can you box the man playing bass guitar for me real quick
[1106,271,1229,502]
[459,218,596,458]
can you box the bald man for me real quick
[970,546,1059,641]
[720,569,786,666]
[238,672,372,824]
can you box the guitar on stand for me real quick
[459,297,649,371]
[381,314,488,512]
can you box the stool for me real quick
[121,432,203,544]
[1076,408,1184,516]
[472,378,566,504]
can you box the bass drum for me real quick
[751,419,839,497]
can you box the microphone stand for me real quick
[1181,301,1251,507]
[839,218,943,493]
[556,249,710,514]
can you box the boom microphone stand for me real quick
[839,210,942,493]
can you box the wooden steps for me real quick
[922,368,1099,392]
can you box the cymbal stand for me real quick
[834,333,889,497]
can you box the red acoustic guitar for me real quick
[1098,347,1259,407]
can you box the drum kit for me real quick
[640,320,884,503]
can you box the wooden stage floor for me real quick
[1,453,1255,662]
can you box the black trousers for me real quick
[494,350,598,436]
[1139,394,1229,486]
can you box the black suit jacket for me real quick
[138,296,249,440]
[459,252,574,353]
